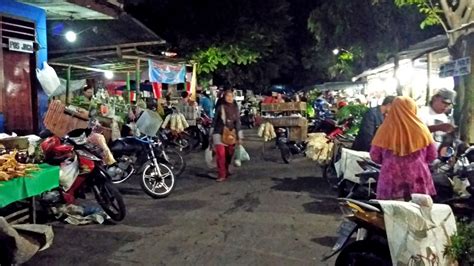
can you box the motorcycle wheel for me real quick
[164,149,186,177]
[322,164,338,184]
[279,144,292,164]
[141,162,175,199]
[335,240,391,266]
[92,181,126,221]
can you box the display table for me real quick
[0,164,59,223]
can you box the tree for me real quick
[125,0,294,92]
[303,0,441,83]
[394,0,474,142]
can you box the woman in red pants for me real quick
[211,89,243,182]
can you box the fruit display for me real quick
[0,151,39,181]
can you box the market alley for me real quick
[27,130,341,265]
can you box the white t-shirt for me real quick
[418,106,449,143]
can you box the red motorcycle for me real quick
[41,128,126,221]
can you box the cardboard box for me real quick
[261,102,306,112]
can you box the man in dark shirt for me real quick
[352,96,396,152]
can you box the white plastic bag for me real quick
[60,156,79,191]
[36,62,61,97]
[205,147,215,169]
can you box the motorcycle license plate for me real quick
[331,220,357,251]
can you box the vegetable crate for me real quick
[44,101,112,141]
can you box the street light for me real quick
[65,31,77,42]
[332,48,340,55]
[333,48,351,56]
[104,71,114,79]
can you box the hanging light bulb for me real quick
[65,31,77,42]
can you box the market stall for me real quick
[261,102,308,142]
[0,140,60,224]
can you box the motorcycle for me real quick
[323,198,391,266]
[276,127,307,164]
[186,112,212,151]
[41,128,126,221]
[240,105,256,129]
[342,145,474,219]
[108,135,176,199]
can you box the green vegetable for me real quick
[336,104,368,136]
[444,221,474,264]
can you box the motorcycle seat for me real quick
[355,170,379,182]
[340,198,382,213]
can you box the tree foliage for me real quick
[302,0,441,82]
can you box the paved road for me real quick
[28,130,341,265]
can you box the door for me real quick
[3,50,35,134]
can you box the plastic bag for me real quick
[60,156,79,191]
[205,147,215,169]
[234,145,250,167]
[36,62,61,97]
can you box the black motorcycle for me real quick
[276,127,306,164]
[108,136,175,198]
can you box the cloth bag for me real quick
[36,62,61,97]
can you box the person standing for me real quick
[418,88,456,146]
[352,96,396,152]
[199,90,214,118]
[211,90,243,182]
[370,96,437,200]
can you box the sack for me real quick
[205,147,215,169]
[222,127,237,145]
[36,62,61,97]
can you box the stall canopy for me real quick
[303,81,367,92]
[46,13,185,79]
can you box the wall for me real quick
[0,0,48,133]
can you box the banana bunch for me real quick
[0,151,39,181]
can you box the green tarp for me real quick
[0,164,59,208]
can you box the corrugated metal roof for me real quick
[48,13,165,54]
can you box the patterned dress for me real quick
[370,144,437,200]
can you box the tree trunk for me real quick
[451,32,474,143]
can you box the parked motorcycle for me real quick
[342,145,474,219]
[108,135,176,199]
[276,127,306,164]
[186,112,212,151]
[41,128,126,221]
[240,105,256,129]
[323,198,391,266]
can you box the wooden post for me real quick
[65,65,71,105]
[126,72,131,104]
[426,52,432,106]
[135,59,141,99]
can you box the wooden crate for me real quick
[261,102,306,112]
[289,126,308,141]
[44,101,112,141]
[264,117,308,128]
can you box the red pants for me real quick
[215,144,235,179]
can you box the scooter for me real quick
[276,127,306,164]
[41,128,126,221]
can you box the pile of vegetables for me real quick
[257,122,276,142]
[161,113,190,133]
[336,104,369,136]
[305,133,334,165]
[0,152,39,181]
